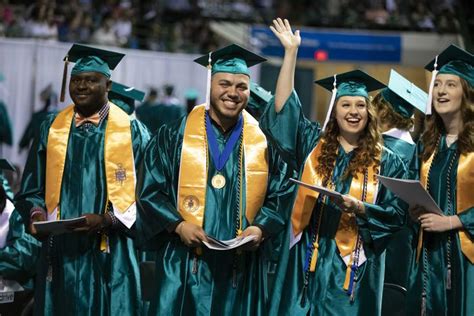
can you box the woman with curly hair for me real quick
[406,45,474,316]
[260,18,407,316]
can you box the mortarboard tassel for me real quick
[322,75,337,131]
[205,52,212,111]
[60,56,69,102]
[426,55,438,116]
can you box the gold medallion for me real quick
[182,195,200,213]
[211,174,226,189]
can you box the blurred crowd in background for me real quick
[0,0,470,54]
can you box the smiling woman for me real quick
[259,18,407,316]
[406,44,474,316]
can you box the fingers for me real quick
[283,18,292,32]
[272,18,283,33]
[269,25,278,36]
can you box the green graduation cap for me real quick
[425,44,474,86]
[60,44,125,102]
[248,82,273,111]
[0,159,15,171]
[108,82,145,115]
[184,89,199,100]
[381,69,428,118]
[424,44,473,115]
[315,69,385,130]
[194,44,266,77]
[194,44,266,110]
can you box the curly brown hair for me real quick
[316,97,383,184]
[372,92,414,131]
[421,77,474,161]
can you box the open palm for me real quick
[270,18,301,49]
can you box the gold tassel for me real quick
[309,241,319,272]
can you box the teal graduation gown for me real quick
[1,173,13,200]
[136,103,185,133]
[0,203,41,289]
[18,110,57,150]
[406,136,474,316]
[15,112,150,316]
[0,101,13,146]
[259,92,407,316]
[137,114,289,316]
[383,133,415,288]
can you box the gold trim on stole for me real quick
[45,103,135,216]
[291,141,380,272]
[177,104,269,228]
[418,150,474,263]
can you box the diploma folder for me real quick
[203,235,258,251]
[33,216,87,235]
[376,175,442,214]
[289,178,344,201]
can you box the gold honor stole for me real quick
[291,140,379,280]
[417,151,474,264]
[45,103,135,221]
[177,104,269,228]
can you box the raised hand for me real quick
[270,18,301,50]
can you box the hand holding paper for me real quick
[376,175,442,214]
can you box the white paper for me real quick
[203,235,258,251]
[33,216,87,235]
[290,178,343,201]
[376,175,442,214]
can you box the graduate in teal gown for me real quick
[260,19,407,316]
[372,70,428,290]
[136,87,185,133]
[137,44,290,316]
[15,44,150,316]
[373,69,427,166]
[406,45,474,316]
[108,81,146,116]
[0,159,40,289]
[18,85,58,152]
[0,73,13,148]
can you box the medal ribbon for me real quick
[205,111,243,172]
[178,104,268,227]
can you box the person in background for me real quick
[108,81,146,116]
[136,88,161,133]
[0,73,13,152]
[261,18,406,316]
[184,88,199,114]
[0,159,40,315]
[406,44,474,316]
[372,70,427,298]
[18,84,58,152]
[247,82,273,120]
[15,44,150,315]
[373,69,427,166]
